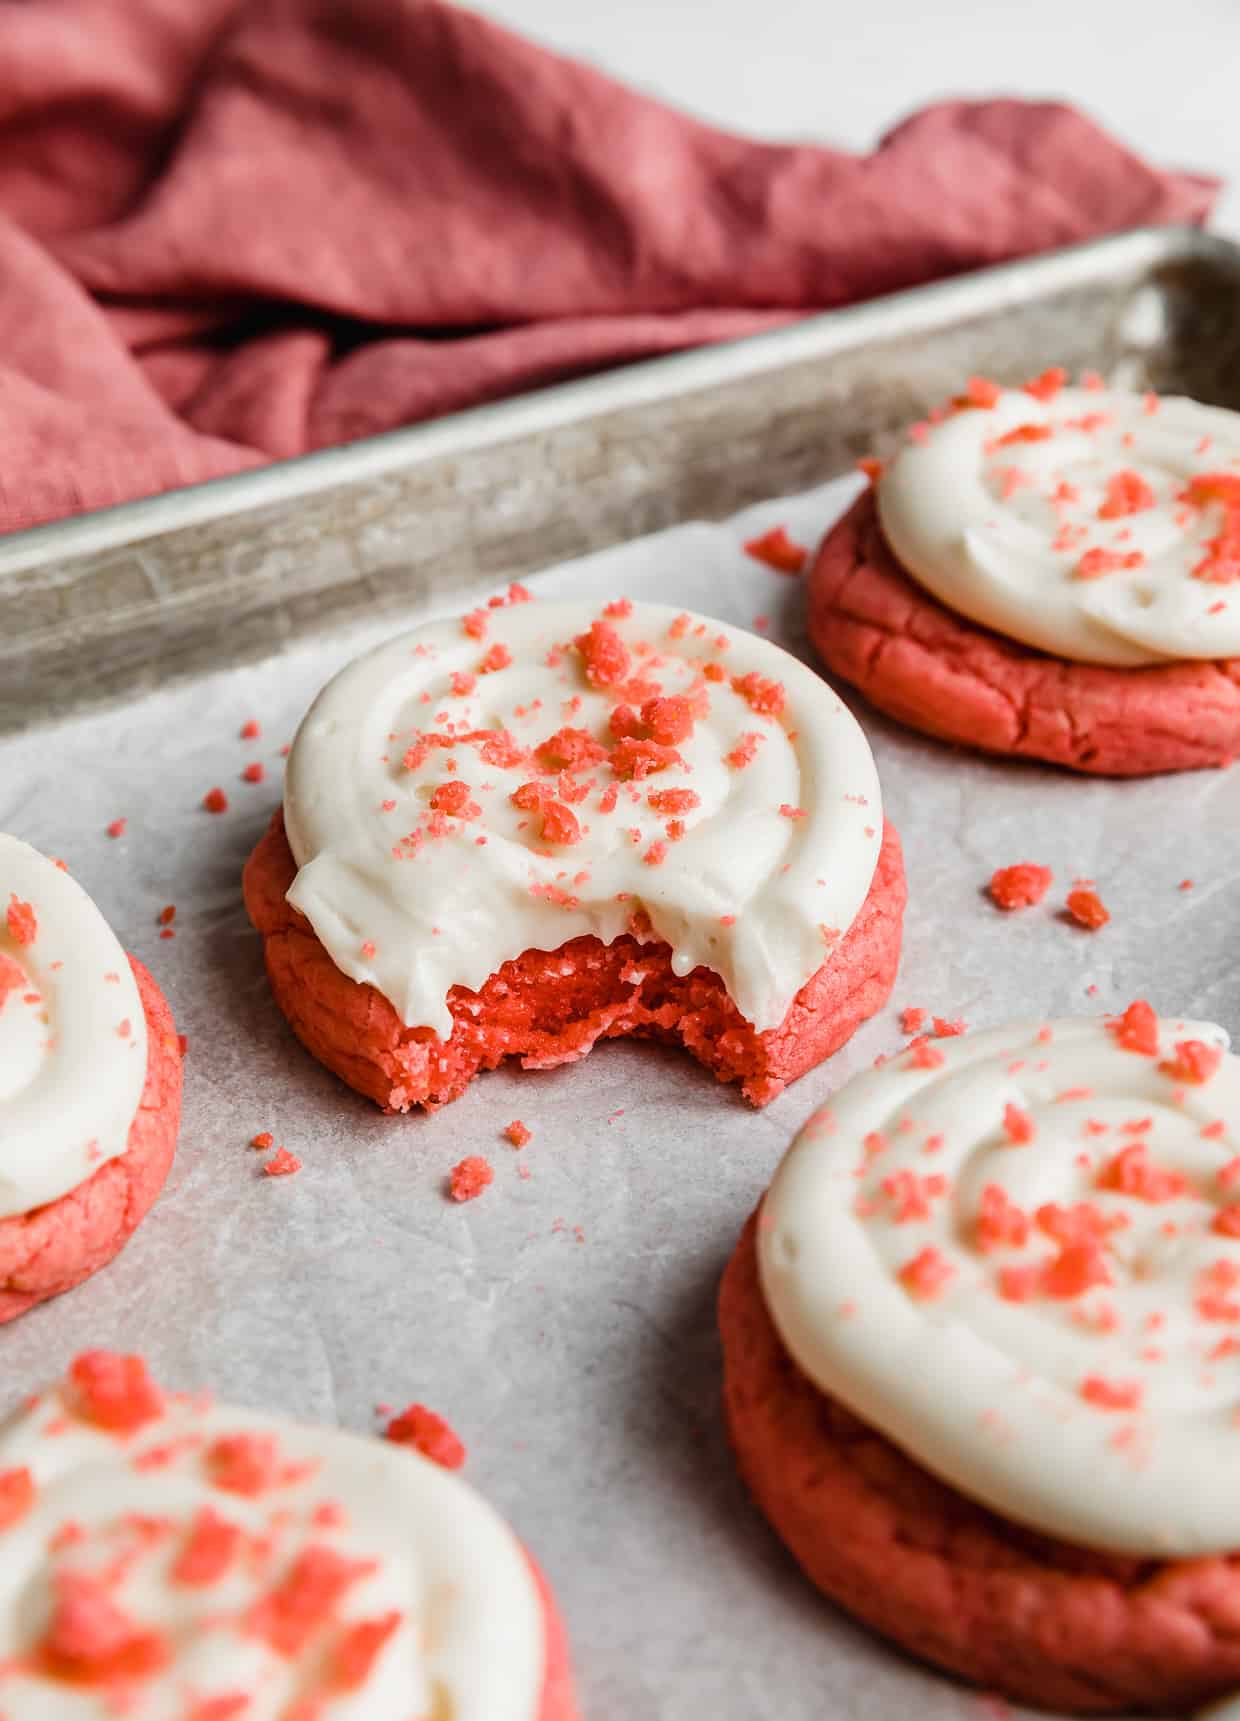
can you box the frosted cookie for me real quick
[244,596,905,1110]
[0,835,181,1322]
[808,375,1240,774]
[721,1005,1240,1713]
[0,1350,576,1720]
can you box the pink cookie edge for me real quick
[806,491,1240,777]
[0,956,183,1323]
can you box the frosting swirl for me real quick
[0,1355,544,1719]
[284,597,882,1038]
[877,382,1240,665]
[0,834,147,1220]
[759,1010,1240,1557]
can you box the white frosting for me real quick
[877,385,1240,666]
[0,1365,545,1719]
[758,1012,1240,1557]
[0,835,147,1220]
[284,599,882,1039]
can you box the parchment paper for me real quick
[3,473,1235,1721]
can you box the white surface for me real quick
[3,475,1237,1721]
[476,0,1240,238]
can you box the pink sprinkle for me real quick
[1003,1103,1035,1144]
[898,1246,954,1299]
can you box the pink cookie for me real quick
[243,809,906,1110]
[807,490,1240,776]
[720,1212,1240,1715]
[0,957,182,1323]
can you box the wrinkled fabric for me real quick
[0,0,1217,533]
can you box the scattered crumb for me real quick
[449,1156,493,1202]
[504,1120,531,1149]
[1179,878,1194,891]
[241,761,266,784]
[743,525,808,575]
[157,905,176,926]
[251,1131,274,1151]
[240,719,261,740]
[385,1404,466,1470]
[1066,886,1109,930]
[105,818,127,839]
[262,1147,301,1177]
[900,1006,926,1034]
[202,787,229,814]
[988,863,1053,911]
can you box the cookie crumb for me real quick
[933,1017,966,1038]
[1108,999,1158,1056]
[1160,1039,1222,1085]
[68,1351,163,1434]
[6,896,37,946]
[242,762,266,784]
[1065,886,1109,930]
[251,1131,274,1151]
[743,525,808,575]
[900,1006,926,1034]
[106,818,127,839]
[898,1246,954,1299]
[449,1156,493,1202]
[1080,1375,1143,1412]
[240,719,261,740]
[988,863,1053,911]
[263,1147,301,1177]
[1003,1102,1035,1144]
[504,1120,531,1148]
[385,1404,466,1470]
[202,787,229,815]
[0,1466,35,1531]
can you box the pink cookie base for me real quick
[719,1210,1240,1715]
[807,490,1240,776]
[0,957,182,1323]
[531,1556,578,1721]
[243,811,906,1111]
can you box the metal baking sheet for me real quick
[3,478,1235,1721]
[5,223,1240,733]
[5,225,1240,1720]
